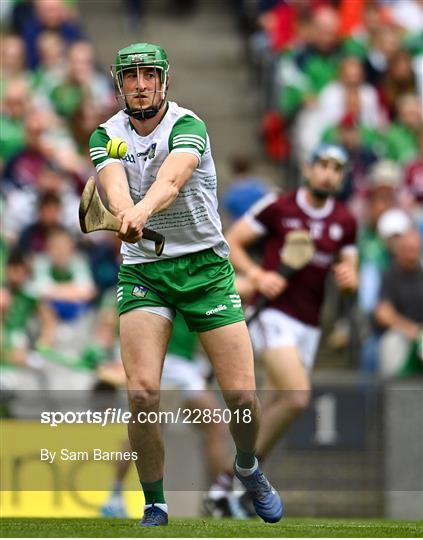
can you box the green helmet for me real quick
[113,43,169,84]
[111,43,169,120]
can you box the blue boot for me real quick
[139,503,168,526]
[234,464,283,523]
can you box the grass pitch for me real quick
[1,517,422,538]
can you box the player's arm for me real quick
[117,152,197,239]
[89,127,138,241]
[98,162,134,216]
[90,126,176,245]
[97,162,145,243]
[333,251,359,292]
[136,113,207,215]
[97,155,195,243]
[89,127,133,214]
[333,214,359,292]
[226,216,286,300]
[135,152,197,215]
[117,114,205,238]
[89,117,202,242]
[226,217,262,276]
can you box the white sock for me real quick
[145,503,168,513]
[235,458,258,476]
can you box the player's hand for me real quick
[333,261,358,291]
[117,206,149,243]
[248,267,287,299]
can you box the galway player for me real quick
[89,43,282,526]
[226,144,358,463]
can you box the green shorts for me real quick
[117,249,245,332]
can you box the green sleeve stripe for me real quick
[168,114,207,156]
[173,137,205,150]
[90,149,108,158]
[173,134,205,144]
[173,141,204,152]
[89,126,110,166]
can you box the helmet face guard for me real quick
[111,43,169,120]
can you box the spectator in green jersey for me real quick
[278,6,344,120]
[384,93,422,164]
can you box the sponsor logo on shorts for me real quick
[206,304,227,316]
[132,285,148,298]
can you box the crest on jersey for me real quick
[148,143,157,159]
[309,221,324,240]
[329,223,343,241]
[137,143,157,161]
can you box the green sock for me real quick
[141,478,166,505]
[236,448,256,469]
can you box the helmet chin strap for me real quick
[124,103,163,120]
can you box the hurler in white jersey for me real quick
[88,42,283,527]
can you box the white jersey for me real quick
[89,102,228,263]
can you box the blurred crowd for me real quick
[1,0,422,399]
[0,0,121,394]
